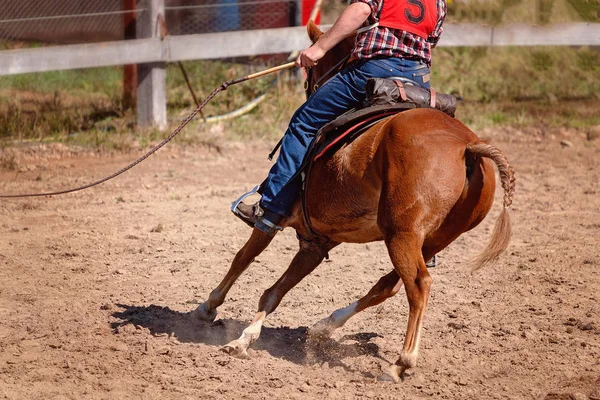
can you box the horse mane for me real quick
[307,20,355,56]
[306,21,356,92]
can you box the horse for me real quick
[193,21,515,382]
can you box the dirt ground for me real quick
[0,126,599,399]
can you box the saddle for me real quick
[311,78,457,168]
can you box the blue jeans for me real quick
[260,57,431,217]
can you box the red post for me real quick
[123,0,137,110]
[302,0,321,25]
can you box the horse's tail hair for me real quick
[466,142,515,272]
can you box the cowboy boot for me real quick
[233,201,284,237]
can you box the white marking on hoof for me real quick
[309,317,337,340]
[309,301,358,340]
[378,365,403,383]
[221,339,250,359]
[194,302,217,322]
[221,311,265,359]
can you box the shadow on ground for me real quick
[112,303,387,376]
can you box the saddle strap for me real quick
[395,79,437,108]
[393,80,408,101]
[268,137,284,161]
[301,158,331,247]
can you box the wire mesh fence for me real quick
[165,0,299,35]
[0,0,300,46]
[0,0,134,44]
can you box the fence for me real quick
[0,0,301,43]
[0,0,599,130]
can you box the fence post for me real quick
[137,0,167,131]
[123,0,138,110]
[295,0,302,27]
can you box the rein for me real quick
[0,62,296,199]
[304,54,351,98]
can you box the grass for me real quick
[454,99,599,131]
[432,46,599,102]
[446,0,599,24]
[320,0,597,25]
[431,46,600,130]
[0,57,299,148]
[0,45,598,153]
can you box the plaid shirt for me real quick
[350,0,447,65]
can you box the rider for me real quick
[234,0,447,235]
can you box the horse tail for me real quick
[466,142,515,272]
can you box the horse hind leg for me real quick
[222,240,338,357]
[379,232,432,383]
[309,270,403,340]
[194,229,275,322]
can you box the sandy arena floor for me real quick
[0,127,599,399]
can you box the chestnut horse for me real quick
[194,22,515,382]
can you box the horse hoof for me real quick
[307,329,331,342]
[378,365,403,383]
[221,340,250,359]
[194,303,217,323]
[308,318,336,341]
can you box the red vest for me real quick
[379,0,438,39]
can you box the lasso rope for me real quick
[1,1,324,198]
[0,62,296,198]
[186,0,324,124]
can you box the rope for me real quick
[179,0,323,124]
[0,1,324,198]
[174,73,277,124]
[0,85,223,198]
[203,82,274,123]
[0,61,297,198]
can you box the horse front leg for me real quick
[309,270,403,339]
[222,240,338,357]
[194,229,274,322]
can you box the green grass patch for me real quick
[566,0,600,21]
[432,46,599,102]
[446,0,598,24]
[0,67,122,96]
[0,46,598,150]
[0,58,298,147]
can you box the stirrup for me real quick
[231,185,260,213]
[426,255,437,268]
[231,186,284,236]
[255,217,283,237]
[231,185,260,227]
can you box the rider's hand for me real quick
[295,44,325,68]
